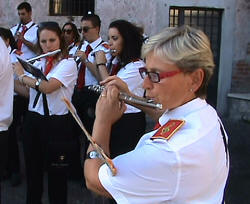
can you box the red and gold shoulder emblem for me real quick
[151,120,185,141]
[14,50,23,56]
[102,43,110,49]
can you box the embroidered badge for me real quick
[15,50,23,55]
[102,43,110,49]
[151,120,185,141]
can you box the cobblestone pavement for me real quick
[1,117,250,204]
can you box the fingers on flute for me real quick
[119,101,126,112]
[99,87,107,98]
[100,75,117,85]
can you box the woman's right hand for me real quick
[75,50,86,61]
[95,50,107,65]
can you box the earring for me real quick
[190,88,193,92]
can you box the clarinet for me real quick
[74,39,85,66]
[14,21,22,41]
[88,85,162,110]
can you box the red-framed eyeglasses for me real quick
[139,67,181,83]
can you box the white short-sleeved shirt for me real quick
[79,37,111,86]
[68,43,78,56]
[112,57,145,114]
[99,98,229,204]
[28,58,77,116]
[10,21,38,61]
[0,37,13,131]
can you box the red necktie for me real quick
[77,45,92,89]
[153,122,161,130]
[110,62,121,76]
[17,25,27,51]
[44,56,55,76]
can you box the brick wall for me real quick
[231,43,250,93]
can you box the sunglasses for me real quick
[63,29,73,34]
[81,26,95,33]
[139,67,181,83]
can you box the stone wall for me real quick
[231,0,250,93]
[227,94,250,120]
[0,0,164,41]
[0,0,81,30]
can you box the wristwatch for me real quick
[35,78,42,91]
[86,150,101,159]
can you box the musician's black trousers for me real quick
[7,95,28,175]
[110,111,146,158]
[0,130,8,204]
[72,86,99,134]
[22,111,78,204]
[72,86,99,187]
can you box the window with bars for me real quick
[49,0,94,16]
[169,6,223,107]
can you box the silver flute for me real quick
[91,49,116,57]
[88,85,163,110]
[27,49,61,63]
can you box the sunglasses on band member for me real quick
[62,29,73,34]
[81,26,95,33]
[139,67,181,83]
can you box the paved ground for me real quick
[1,116,250,204]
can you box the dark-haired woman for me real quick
[13,22,77,204]
[62,22,81,56]
[96,19,146,159]
[0,27,17,53]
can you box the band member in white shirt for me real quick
[84,25,229,204]
[0,36,13,204]
[13,21,77,204]
[10,2,38,60]
[72,14,111,133]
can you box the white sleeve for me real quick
[117,61,145,97]
[98,142,179,204]
[50,59,77,87]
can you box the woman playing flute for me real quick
[13,21,77,204]
[95,20,146,160]
[85,25,229,204]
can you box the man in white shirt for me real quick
[73,14,111,132]
[72,13,111,203]
[0,37,13,204]
[10,2,38,61]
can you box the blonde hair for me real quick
[142,25,215,98]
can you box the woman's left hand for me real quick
[100,76,131,96]
[12,62,24,76]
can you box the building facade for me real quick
[0,0,249,119]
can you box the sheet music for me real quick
[17,56,48,81]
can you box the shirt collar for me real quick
[22,21,34,29]
[158,98,208,126]
[112,56,119,64]
[88,37,102,50]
